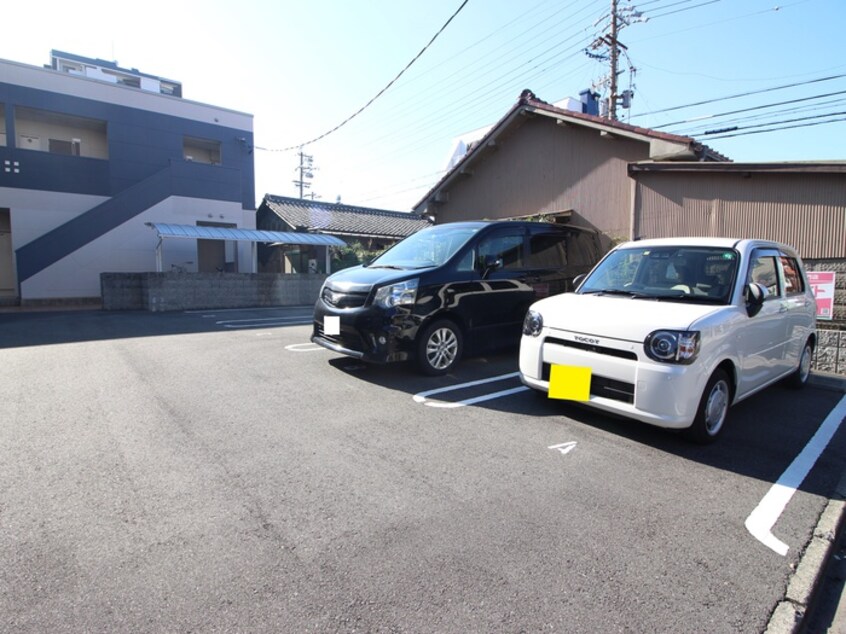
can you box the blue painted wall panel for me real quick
[0,147,111,195]
[0,81,254,209]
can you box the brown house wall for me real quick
[633,171,846,259]
[432,117,650,246]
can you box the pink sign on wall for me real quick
[807,271,836,320]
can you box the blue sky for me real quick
[3,0,844,211]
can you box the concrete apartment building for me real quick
[0,50,257,305]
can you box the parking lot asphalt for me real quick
[1,306,845,633]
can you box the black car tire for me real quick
[786,339,814,389]
[416,319,463,376]
[684,368,731,444]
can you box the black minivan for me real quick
[312,220,602,375]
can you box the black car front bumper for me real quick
[312,298,420,364]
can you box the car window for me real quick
[477,230,524,270]
[454,248,475,272]
[580,246,737,303]
[566,232,599,269]
[746,253,781,298]
[528,233,567,269]
[780,256,804,296]
[369,225,478,269]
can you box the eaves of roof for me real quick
[628,160,846,175]
[412,90,730,213]
[262,194,430,239]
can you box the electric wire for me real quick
[631,74,846,118]
[255,0,470,153]
[676,98,846,136]
[653,89,846,129]
[262,0,837,206]
[704,115,846,140]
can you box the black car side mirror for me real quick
[745,282,769,317]
[480,255,503,279]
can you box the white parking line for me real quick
[413,372,530,408]
[745,394,846,556]
[217,316,309,325]
[219,316,311,329]
[186,307,309,316]
[284,343,325,352]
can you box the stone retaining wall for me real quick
[101,272,327,312]
[816,329,845,376]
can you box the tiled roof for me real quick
[413,89,731,212]
[262,195,431,239]
[519,91,731,161]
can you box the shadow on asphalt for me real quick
[326,350,846,502]
[4,308,843,501]
[0,307,313,349]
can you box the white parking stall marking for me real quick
[284,343,325,352]
[218,316,311,329]
[413,372,530,408]
[186,307,305,317]
[745,394,846,556]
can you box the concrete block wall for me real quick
[815,329,845,376]
[102,272,327,312]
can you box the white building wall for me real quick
[2,58,251,130]
[5,190,253,300]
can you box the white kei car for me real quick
[519,237,817,443]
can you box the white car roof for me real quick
[618,237,798,255]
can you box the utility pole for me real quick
[608,0,620,121]
[293,149,316,199]
[586,0,644,120]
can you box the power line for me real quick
[257,0,837,208]
[703,111,846,135]
[677,98,846,136]
[647,0,723,20]
[256,0,470,153]
[261,2,607,206]
[631,74,846,118]
[653,89,846,129]
[703,114,846,140]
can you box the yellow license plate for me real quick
[548,364,591,401]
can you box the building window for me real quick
[0,104,5,147]
[160,81,182,98]
[183,136,221,165]
[14,107,108,159]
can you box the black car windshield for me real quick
[579,245,739,304]
[367,225,480,269]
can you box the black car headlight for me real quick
[644,330,700,364]
[374,278,419,308]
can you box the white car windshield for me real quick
[579,246,739,303]
[367,225,479,270]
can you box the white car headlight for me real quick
[644,330,700,364]
[522,310,544,337]
[374,278,419,308]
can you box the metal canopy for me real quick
[145,222,346,247]
[145,222,346,274]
